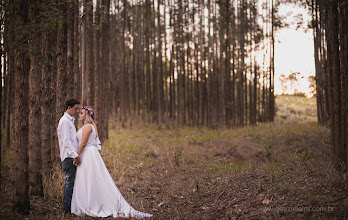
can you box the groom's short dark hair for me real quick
[66,98,80,110]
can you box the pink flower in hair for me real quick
[81,106,95,120]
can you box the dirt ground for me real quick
[1,96,348,219]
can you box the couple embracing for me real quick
[57,98,152,218]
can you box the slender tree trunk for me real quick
[127,1,134,127]
[327,1,342,164]
[164,1,169,129]
[56,1,68,124]
[134,4,140,124]
[207,0,212,128]
[13,0,30,213]
[145,0,151,123]
[94,0,103,134]
[66,0,75,99]
[218,0,225,128]
[140,3,145,123]
[5,1,14,150]
[198,0,204,127]
[28,1,43,197]
[85,0,94,106]
[253,59,257,124]
[338,1,348,168]
[224,0,232,128]
[110,13,117,126]
[55,0,68,163]
[212,2,218,129]
[101,0,110,139]
[157,0,163,129]
[0,2,2,187]
[81,0,86,104]
[320,2,330,124]
[50,24,58,166]
[41,29,53,174]
[73,0,81,103]
[229,3,235,126]
[170,45,175,122]
[120,0,127,127]
[312,0,323,125]
[238,0,245,126]
[269,0,275,122]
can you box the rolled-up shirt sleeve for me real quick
[60,120,79,159]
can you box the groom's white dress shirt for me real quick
[57,112,79,161]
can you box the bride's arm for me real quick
[77,124,93,155]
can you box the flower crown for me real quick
[81,106,95,120]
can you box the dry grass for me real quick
[1,96,347,219]
[275,95,317,123]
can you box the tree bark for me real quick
[55,0,68,163]
[145,0,151,123]
[157,0,163,129]
[28,1,44,197]
[0,2,2,188]
[13,0,30,213]
[269,0,275,122]
[73,0,81,107]
[66,0,75,99]
[327,1,342,164]
[101,0,110,139]
[41,29,54,175]
[85,0,94,107]
[50,25,58,166]
[339,1,348,169]
[238,0,245,126]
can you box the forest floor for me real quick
[1,95,347,219]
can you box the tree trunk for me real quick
[269,0,275,122]
[28,1,43,197]
[101,0,110,139]
[66,0,75,99]
[56,1,68,121]
[170,45,175,122]
[94,0,103,133]
[134,4,140,124]
[41,29,54,175]
[50,25,58,166]
[85,0,94,107]
[327,1,342,164]
[55,0,68,163]
[338,1,348,169]
[312,0,323,125]
[5,2,14,150]
[73,0,81,104]
[0,3,2,187]
[120,0,127,128]
[145,0,151,123]
[238,0,245,126]
[218,0,225,128]
[13,0,30,213]
[157,0,163,129]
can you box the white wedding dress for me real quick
[71,124,152,218]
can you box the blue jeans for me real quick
[62,158,76,212]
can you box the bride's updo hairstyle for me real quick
[81,106,99,138]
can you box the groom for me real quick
[57,98,81,213]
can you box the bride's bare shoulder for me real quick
[82,124,93,134]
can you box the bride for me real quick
[71,106,152,218]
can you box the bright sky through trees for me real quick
[274,4,315,96]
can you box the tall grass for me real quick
[275,94,317,123]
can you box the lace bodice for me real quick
[76,124,102,150]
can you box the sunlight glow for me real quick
[274,4,315,97]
